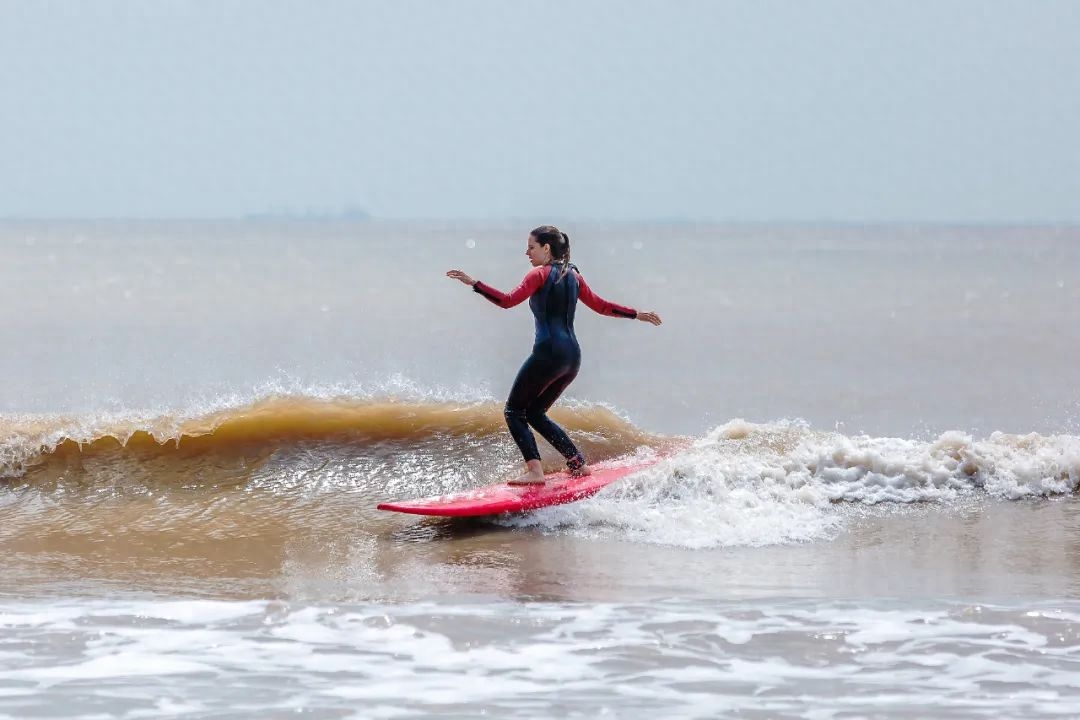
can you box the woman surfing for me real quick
[447,226,662,486]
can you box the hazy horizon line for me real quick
[3,215,1080,228]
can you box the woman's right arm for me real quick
[447,266,549,309]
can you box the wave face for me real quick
[0,395,658,485]
[4,398,1079,556]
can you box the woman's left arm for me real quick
[577,273,662,325]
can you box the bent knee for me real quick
[525,408,549,425]
[504,404,527,420]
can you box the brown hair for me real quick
[530,225,572,279]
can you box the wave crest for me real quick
[0,395,659,481]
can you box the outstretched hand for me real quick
[446,269,475,286]
[637,311,662,326]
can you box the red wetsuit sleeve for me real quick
[472,266,549,308]
[576,272,637,319]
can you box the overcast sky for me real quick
[1,0,1077,221]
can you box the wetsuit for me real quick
[472,263,638,469]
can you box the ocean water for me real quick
[2,221,1080,718]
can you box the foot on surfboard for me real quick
[507,473,546,486]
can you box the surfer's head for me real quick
[528,225,571,268]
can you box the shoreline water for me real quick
[3,221,1079,717]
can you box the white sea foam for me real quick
[1,597,1078,719]
[504,420,1080,548]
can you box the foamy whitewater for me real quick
[507,421,1080,548]
[2,222,1080,718]
[3,598,1079,718]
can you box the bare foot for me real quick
[507,469,546,486]
[507,460,546,486]
[569,464,592,478]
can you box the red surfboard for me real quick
[377,459,660,517]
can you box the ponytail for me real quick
[557,232,572,281]
[530,225,573,281]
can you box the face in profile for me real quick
[526,236,551,266]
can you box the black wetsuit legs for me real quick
[504,343,584,467]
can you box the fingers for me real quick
[446,269,473,285]
[639,311,662,326]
